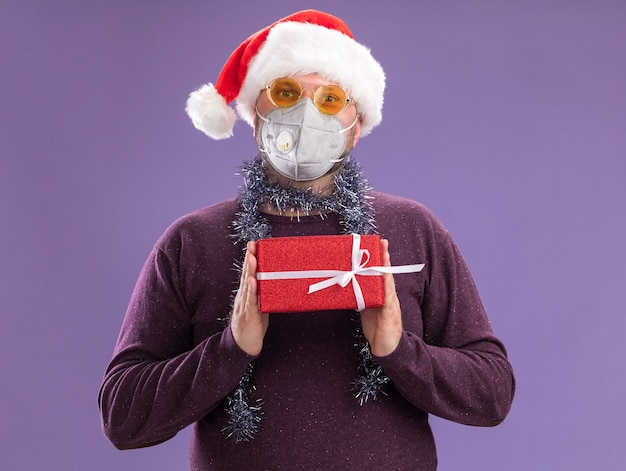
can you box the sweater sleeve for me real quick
[376,331,514,426]
[374,202,515,426]
[98,228,255,450]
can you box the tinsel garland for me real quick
[232,155,376,243]
[223,154,390,442]
[222,364,262,442]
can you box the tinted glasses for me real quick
[265,77,352,115]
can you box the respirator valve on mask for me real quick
[276,130,295,153]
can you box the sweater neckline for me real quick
[261,210,340,225]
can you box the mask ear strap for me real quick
[332,115,358,163]
[254,107,268,153]
[339,114,358,134]
[255,107,270,124]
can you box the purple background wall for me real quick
[1,1,624,469]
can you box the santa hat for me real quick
[185,9,386,140]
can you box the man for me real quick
[99,10,515,470]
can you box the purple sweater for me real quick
[99,191,514,470]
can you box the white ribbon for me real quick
[256,234,425,311]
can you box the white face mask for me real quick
[257,99,356,181]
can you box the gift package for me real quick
[255,234,385,313]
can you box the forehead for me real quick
[272,73,342,88]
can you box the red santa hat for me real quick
[185,9,386,140]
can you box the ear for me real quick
[352,116,362,147]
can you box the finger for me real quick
[246,276,259,314]
[380,238,391,267]
[246,256,258,306]
[380,239,398,305]
[239,250,250,288]
[235,249,253,311]
[246,243,257,276]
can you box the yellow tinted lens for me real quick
[313,85,348,114]
[268,78,302,107]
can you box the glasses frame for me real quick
[264,77,352,115]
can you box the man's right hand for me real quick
[230,241,268,356]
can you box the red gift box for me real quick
[255,234,385,313]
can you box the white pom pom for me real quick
[185,83,237,140]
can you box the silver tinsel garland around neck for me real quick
[232,154,376,243]
[223,155,391,443]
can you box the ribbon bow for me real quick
[307,234,424,311]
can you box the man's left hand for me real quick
[360,239,403,357]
